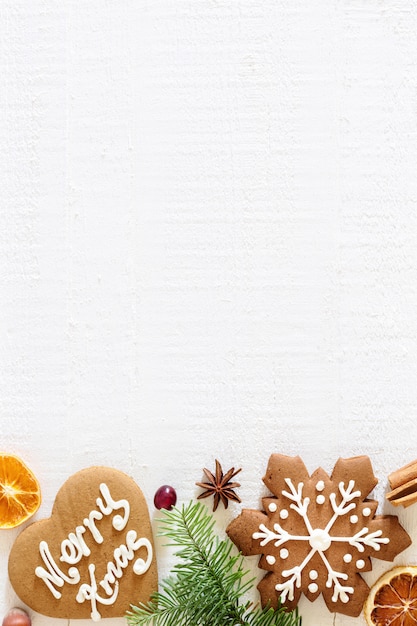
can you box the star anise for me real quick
[196,459,242,511]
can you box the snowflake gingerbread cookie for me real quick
[226,454,411,617]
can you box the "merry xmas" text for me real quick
[35,483,153,621]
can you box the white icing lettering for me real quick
[96,495,112,516]
[35,482,153,620]
[96,483,129,531]
[60,527,91,565]
[36,541,80,599]
[100,531,152,595]
[74,526,91,556]
[129,534,153,575]
[83,510,104,544]
[61,538,80,565]
[76,563,119,622]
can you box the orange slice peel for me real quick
[364,565,417,626]
[0,453,41,529]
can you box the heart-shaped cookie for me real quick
[8,466,158,621]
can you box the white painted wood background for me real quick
[2,1,417,625]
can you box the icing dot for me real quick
[309,528,331,552]
[316,480,325,492]
[280,548,289,559]
[309,570,318,580]
[266,555,276,565]
[356,559,365,569]
[343,554,352,563]
[316,495,325,505]
[363,507,371,517]
[350,515,358,524]
[268,502,277,513]
[280,509,289,520]
[308,582,318,594]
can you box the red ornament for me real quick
[2,608,31,626]
[154,485,177,510]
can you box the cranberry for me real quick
[2,608,31,626]
[154,485,177,510]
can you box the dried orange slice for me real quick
[0,453,41,529]
[364,566,417,626]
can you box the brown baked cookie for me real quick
[226,454,411,618]
[8,466,158,621]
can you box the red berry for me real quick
[154,485,177,510]
[2,608,31,626]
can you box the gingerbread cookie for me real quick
[8,466,157,621]
[226,454,411,617]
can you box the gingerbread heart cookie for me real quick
[8,466,158,621]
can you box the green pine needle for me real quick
[127,501,302,626]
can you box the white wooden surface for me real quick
[2,1,417,625]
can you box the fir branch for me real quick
[127,501,302,626]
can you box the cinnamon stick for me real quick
[388,459,417,491]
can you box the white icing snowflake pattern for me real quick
[253,477,388,605]
[226,454,411,618]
